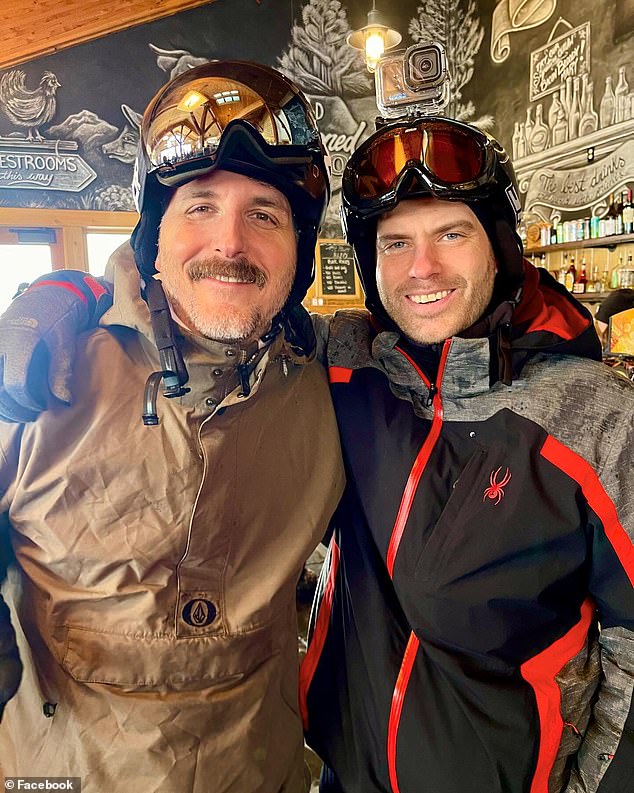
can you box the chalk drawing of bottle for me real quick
[552,105,568,146]
[524,107,533,155]
[516,122,527,158]
[568,76,582,139]
[530,103,549,152]
[512,121,521,159]
[615,66,629,123]
[578,80,599,137]
[599,75,616,127]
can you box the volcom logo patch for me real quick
[182,598,217,627]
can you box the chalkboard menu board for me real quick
[318,241,359,297]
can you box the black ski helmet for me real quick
[131,60,330,315]
[340,116,524,323]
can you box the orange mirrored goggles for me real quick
[343,118,501,210]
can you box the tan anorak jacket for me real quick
[0,247,344,793]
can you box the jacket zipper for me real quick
[385,338,451,577]
[237,349,251,397]
[385,338,451,793]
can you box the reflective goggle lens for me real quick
[351,121,487,200]
[143,65,319,171]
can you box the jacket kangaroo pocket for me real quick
[60,623,277,690]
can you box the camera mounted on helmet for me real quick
[340,43,525,323]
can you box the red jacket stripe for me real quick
[540,434,634,586]
[329,366,353,384]
[299,539,341,730]
[28,279,88,304]
[82,275,108,301]
[387,632,420,793]
[520,598,595,793]
[386,342,450,578]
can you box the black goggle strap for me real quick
[142,276,190,426]
[153,120,316,188]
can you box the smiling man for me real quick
[0,61,344,793]
[300,118,634,793]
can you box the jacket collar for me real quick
[99,242,316,373]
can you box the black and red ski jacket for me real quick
[302,264,634,793]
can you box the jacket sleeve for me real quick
[566,407,634,793]
[310,313,334,366]
[0,426,23,722]
[0,269,113,422]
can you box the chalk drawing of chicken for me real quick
[0,70,61,141]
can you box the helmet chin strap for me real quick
[141,277,190,426]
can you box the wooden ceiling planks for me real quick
[0,0,218,70]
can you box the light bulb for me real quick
[178,90,207,111]
[365,31,385,72]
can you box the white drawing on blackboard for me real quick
[409,0,492,128]
[277,0,371,96]
[491,0,556,64]
[102,105,142,164]
[149,43,210,79]
[512,13,633,224]
[0,70,60,141]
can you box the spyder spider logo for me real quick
[482,466,512,505]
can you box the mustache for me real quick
[187,257,267,289]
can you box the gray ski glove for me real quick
[0,272,112,422]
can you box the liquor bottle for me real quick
[622,187,634,234]
[589,263,600,293]
[530,104,549,152]
[573,258,588,293]
[578,81,599,137]
[615,66,629,123]
[604,194,616,235]
[601,263,611,292]
[568,76,582,139]
[564,255,576,291]
[611,255,624,289]
[615,192,625,235]
[524,107,534,155]
[626,254,634,287]
[599,75,616,128]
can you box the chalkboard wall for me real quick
[0,0,631,237]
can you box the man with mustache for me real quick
[0,61,344,792]
[2,98,634,793]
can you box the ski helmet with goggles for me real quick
[130,60,330,313]
[340,116,524,322]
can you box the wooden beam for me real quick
[0,0,218,70]
[0,207,138,230]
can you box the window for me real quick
[86,232,131,277]
[0,244,53,315]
